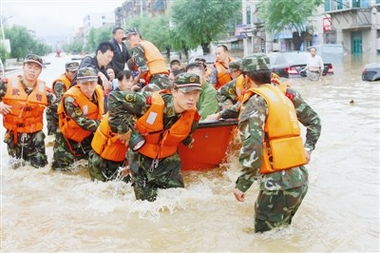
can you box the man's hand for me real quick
[204,112,221,121]
[118,130,132,145]
[233,188,245,202]
[0,102,12,115]
[186,137,195,149]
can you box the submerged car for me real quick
[362,62,380,81]
[269,51,334,78]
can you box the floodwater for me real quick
[1,54,379,252]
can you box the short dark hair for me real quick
[106,66,114,71]
[217,44,229,52]
[186,62,205,73]
[171,68,185,77]
[112,27,124,34]
[170,59,181,67]
[117,70,132,81]
[244,69,271,84]
[96,42,114,54]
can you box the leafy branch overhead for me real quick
[258,0,322,33]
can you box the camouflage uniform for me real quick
[107,73,201,201]
[0,55,57,168]
[52,67,101,171]
[235,54,321,232]
[197,82,218,120]
[46,62,79,135]
[131,45,169,90]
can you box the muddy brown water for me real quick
[1,54,379,252]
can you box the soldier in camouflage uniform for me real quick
[52,67,103,171]
[46,61,79,135]
[217,60,244,109]
[107,72,201,201]
[125,28,170,91]
[0,54,57,168]
[231,54,321,233]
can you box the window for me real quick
[246,7,251,25]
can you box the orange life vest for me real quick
[135,92,197,159]
[58,85,104,142]
[235,74,246,102]
[2,77,47,134]
[214,59,233,89]
[140,40,168,78]
[241,84,307,174]
[52,73,71,94]
[91,113,128,162]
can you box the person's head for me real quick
[112,27,126,43]
[65,61,79,81]
[194,58,208,71]
[117,70,133,91]
[309,47,317,57]
[77,67,98,98]
[23,54,43,82]
[186,62,206,86]
[215,45,229,62]
[228,60,243,79]
[125,27,141,48]
[96,42,114,67]
[106,67,115,81]
[242,54,272,85]
[172,72,202,113]
[170,59,181,71]
[168,68,185,84]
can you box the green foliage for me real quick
[126,15,171,51]
[85,26,113,52]
[258,0,323,33]
[4,25,51,60]
[0,42,9,62]
[171,0,241,54]
[62,39,84,54]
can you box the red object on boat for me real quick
[178,119,238,171]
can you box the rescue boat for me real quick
[178,119,238,171]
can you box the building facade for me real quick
[324,0,380,57]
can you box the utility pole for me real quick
[242,0,248,57]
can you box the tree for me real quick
[258,0,322,50]
[171,0,241,54]
[0,42,9,62]
[85,26,113,52]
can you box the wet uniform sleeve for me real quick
[219,101,241,119]
[209,67,217,86]
[53,82,66,101]
[63,96,100,132]
[288,88,321,152]
[107,90,149,134]
[132,46,148,72]
[217,79,237,104]
[235,95,268,192]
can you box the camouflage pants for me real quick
[4,130,48,168]
[45,107,58,136]
[51,131,93,170]
[150,74,170,90]
[128,151,184,201]
[254,185,308,233]
[88,150,125,181]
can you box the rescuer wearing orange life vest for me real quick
[88,70,135,182]
[46,61,79,135]
[125,28,170,91]
[107,72,202,201]
[210,45,234,89]
[231,54,321,233]
[0,54,56,168]
[52,67,104,171]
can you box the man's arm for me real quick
[235,95,268,193]
[288,88,321,152]
[132,46,149,82]
[63,96,100,132]
[198,85,219,120]
[107,90,149,134]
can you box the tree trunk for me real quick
[166,46,170,60]
[183,48,189,60]
[201,43,210,55]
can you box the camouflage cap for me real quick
[242,54,271,72]
[65,61,79,72]
[174,72,202,92]
[228,59,242,71]
[24,54,44,68]
[77,67,98,82]
[126,27,139,36]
